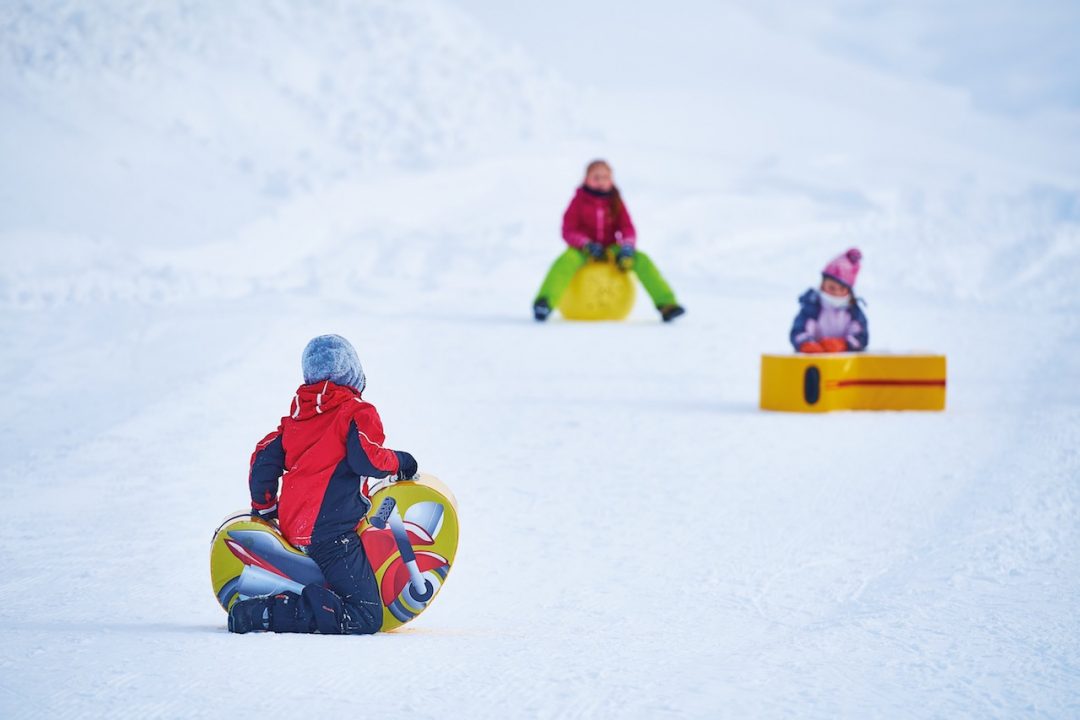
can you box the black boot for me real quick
[659,304,686,323]
[533,298,552,322]
[228,597,272,634]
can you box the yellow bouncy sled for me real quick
[760,353,947,412]
[210,473,459,632]
[559,260,636,321]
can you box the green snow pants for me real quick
[535,248,678,308]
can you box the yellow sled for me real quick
[559,260,636,321]
[210,473,459,632]
[760,353,947,412]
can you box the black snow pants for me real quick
[270,532,383,635]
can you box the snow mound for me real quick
[0,0,572,252]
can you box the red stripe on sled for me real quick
[225,538,291,579]
[833,379,946,388]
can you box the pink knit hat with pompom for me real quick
[822,248,862,290]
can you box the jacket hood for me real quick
[800,287,866,320]
[798,288,821,309]
[288,380,359,421]
[581,184,616,198]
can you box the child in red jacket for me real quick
[533,159,686,322]
[228,334,418,635]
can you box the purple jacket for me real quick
[789,289,869,351]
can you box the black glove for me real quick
[583,241,606,260]
[615,244,636,270]
[251,503,278,522]
[394,451,418,481]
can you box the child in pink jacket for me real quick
[790,248,869,353]
[533,160,686,322]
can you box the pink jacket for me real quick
[561,187,637,249]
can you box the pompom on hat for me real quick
[301,334,366,393]
[821,248,862,290]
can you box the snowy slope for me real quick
[0,0,571,296]
[2,1,1080,718]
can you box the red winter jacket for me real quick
[561,186,637,249]
[248,381,406,548]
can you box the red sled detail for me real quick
[380,551,449,605]
[225,538,291,580]
[832,379,946,388]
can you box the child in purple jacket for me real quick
[790,248,869,353]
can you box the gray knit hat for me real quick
[301,334,366,392]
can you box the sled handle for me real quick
[369,497,397,529]
[370,497,430,597]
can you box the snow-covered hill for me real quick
[0,0,571,255]
[4,1,1079,313]
[1,2,1079,718]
